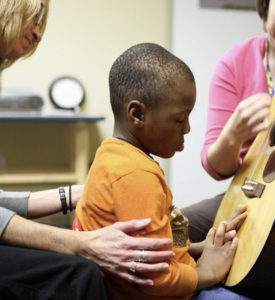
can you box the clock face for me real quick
[49,77,85,109]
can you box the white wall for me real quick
[170,0,263,208]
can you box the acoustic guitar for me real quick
[213,99,275,298]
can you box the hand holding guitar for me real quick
[207,93,271,177]
[223,93,271,145]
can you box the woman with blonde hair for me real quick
[0,1,173,299]
[0,0,48,69]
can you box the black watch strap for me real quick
[59,187,67,215]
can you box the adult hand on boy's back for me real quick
[195,221,238,290]
[76,218,174,286]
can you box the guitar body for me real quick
[214,114,275,297]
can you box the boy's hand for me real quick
[195,222,238,290]
[223,204,247,243]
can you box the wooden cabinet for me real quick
[0,111,104,225]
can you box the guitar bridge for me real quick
[241,178,265,198]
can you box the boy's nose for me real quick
[184,123,191,134]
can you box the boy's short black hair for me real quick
[109,43,195,118]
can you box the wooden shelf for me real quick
[0,172,77,184]
[0,111,104,226]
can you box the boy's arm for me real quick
[189,241,205,258]
[113,170,198,297]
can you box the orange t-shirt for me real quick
[76,138,198,300]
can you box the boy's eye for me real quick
[176,120,184,124]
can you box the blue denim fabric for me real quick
[195,287,252,300]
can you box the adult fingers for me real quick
[112,218,152,233]
[126,235,172,250]
[105,269,154,286]
[107,261,169,286]
[112,219,172,248]
[118,247,174,263]
[240,93,270,113]
[117,271,154,286]
[130,249,175,263]
[130,261,169,273]
[247,108,270,131]
[234,93,270,125]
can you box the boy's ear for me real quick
[127,100,146,128]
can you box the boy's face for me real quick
[141,79,196,158]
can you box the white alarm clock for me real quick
[49,76,85,110]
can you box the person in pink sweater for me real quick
[184,0,274,239]
[201,34,270,180]
[182,1,275,297]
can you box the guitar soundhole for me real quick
[263,150,275,183]
[269,123,275,147]
[263,124,275,182]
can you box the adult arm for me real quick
[0,189,29,235]
[1,214,173,286]
[0,190,29,217]
[201,39,270,179]
[0,186,82,220]
[27,185,83,218]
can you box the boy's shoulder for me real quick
[93,137,162,177]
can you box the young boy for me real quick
[75,43,248,300]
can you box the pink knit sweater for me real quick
[201,35,268,180]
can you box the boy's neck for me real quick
[113,125,150,156]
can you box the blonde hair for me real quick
[0,0,49,71]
